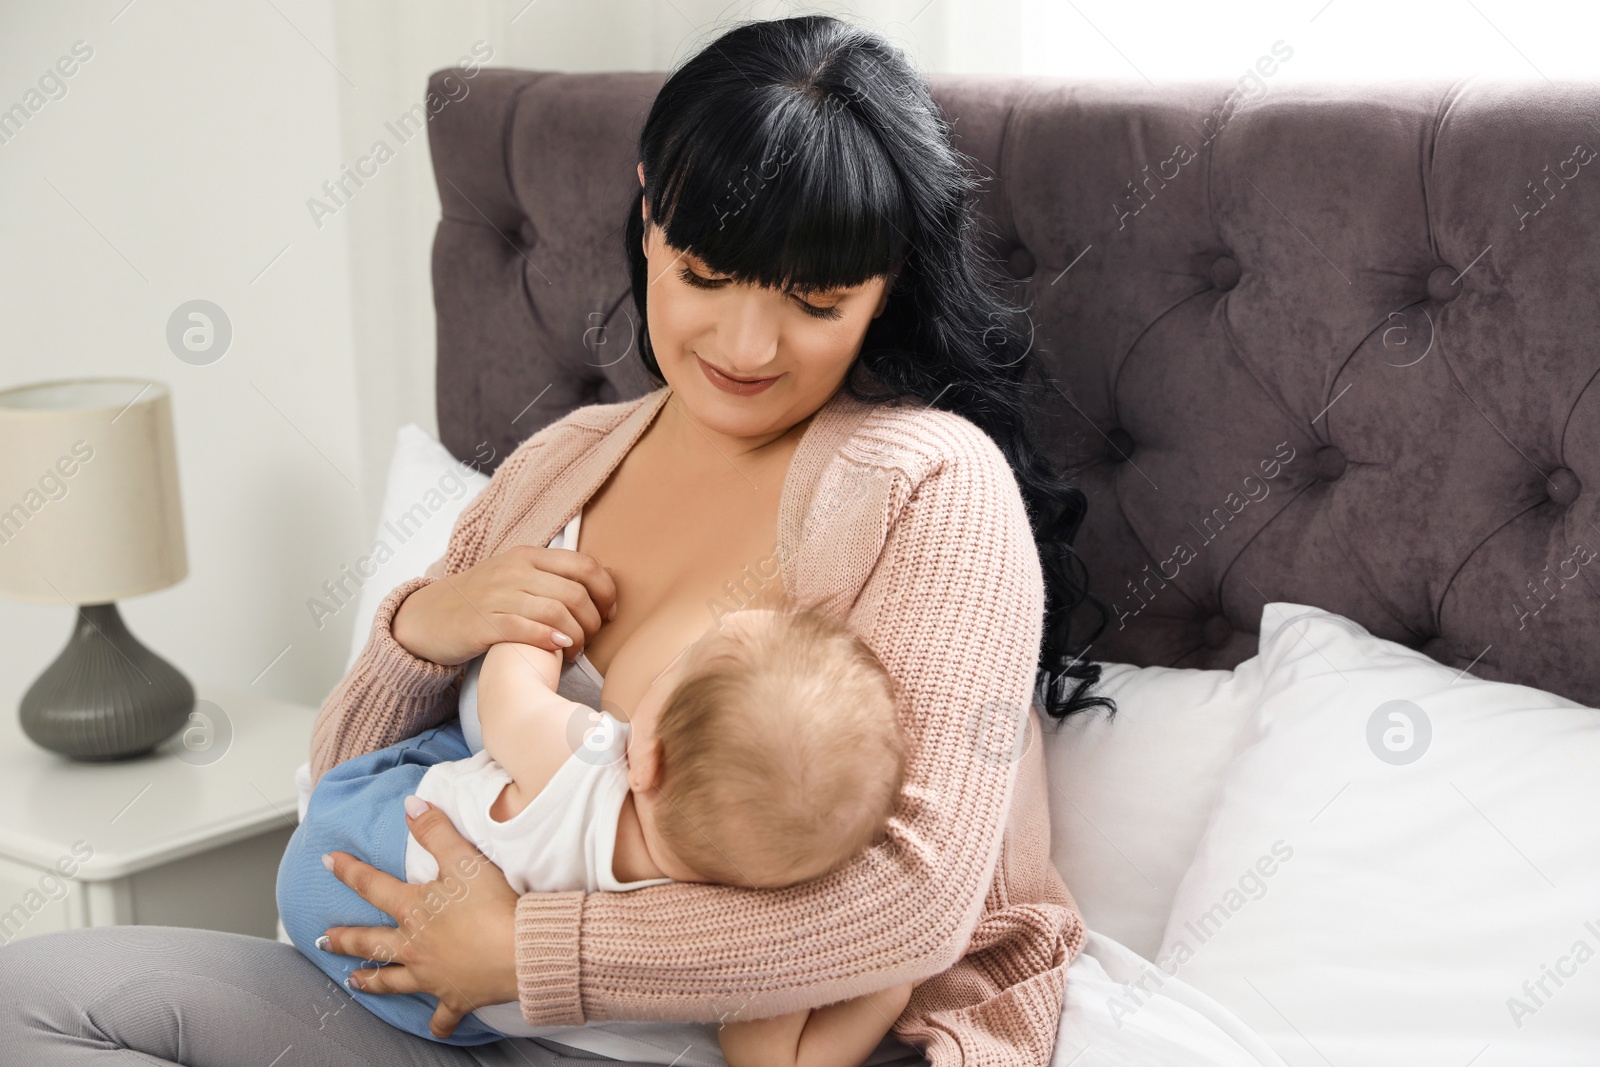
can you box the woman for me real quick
[0,14,1110,1066]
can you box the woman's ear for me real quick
[873,270,898,318]
[878,259,909,317]
[638,163,651,254]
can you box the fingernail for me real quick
[321,853,335,871]
[552,631,573,647]
[608,604,618,621]
[404,794,430,818]
[315,935,331,952]
[346,975,362,991]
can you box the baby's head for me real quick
[627,602,905,889]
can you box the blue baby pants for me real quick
[275,718,509,1046]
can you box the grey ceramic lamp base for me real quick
[20,602,194,761]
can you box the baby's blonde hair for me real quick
[650,600,905,888]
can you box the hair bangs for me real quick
[646,89,910,295]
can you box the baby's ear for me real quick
[627,732,660,793]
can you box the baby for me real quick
[278,599,912,1067]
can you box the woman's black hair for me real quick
[623,14,1114,722]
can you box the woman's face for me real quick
[639,163,894,441]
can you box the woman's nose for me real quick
[714,290,780,371]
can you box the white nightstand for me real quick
[0,683,315,945]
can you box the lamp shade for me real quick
[0,378,187,605]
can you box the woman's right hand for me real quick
[391,545,619,667]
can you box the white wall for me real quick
[0,0,1590,721]
[0,0,361,716]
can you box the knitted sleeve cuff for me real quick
[514,891,586,1026]
[363,576,462,696]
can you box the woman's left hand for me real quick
[319,800,521,1038]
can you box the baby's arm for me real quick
[477,642,583,818]
[717,983,914,1067]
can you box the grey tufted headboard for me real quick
[425,68,1600,708]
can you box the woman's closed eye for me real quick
[674,265,843,320]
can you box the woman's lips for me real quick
[697,355,780,396]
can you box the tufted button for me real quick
[1547,467,1581,506]
[1005,245,1036,280]
[517,219,539,250]
[1201,615,1232,649]
[1209,255,1242,291]
[1313,445,1348,481]
[1104,427,1135,464]
[1426,265,1460,302]
[1421,636,1451,662]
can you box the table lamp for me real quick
[0,378,194,761]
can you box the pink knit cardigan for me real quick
[309,383,1085,1066]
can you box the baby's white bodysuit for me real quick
[403,709,667,893]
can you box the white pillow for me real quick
[1157,603,1600,1066]
[342,423,491,671]
[1045,658,1265,958]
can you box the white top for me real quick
[403,507,673,1038]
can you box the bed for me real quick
[398,68,1600,1065]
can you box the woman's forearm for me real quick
[511,438,1045,1026]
